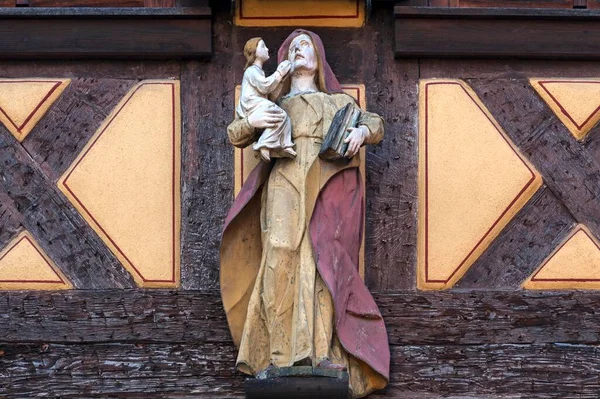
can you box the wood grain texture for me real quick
[2,291,600,397]
[26,0,143,5]
[467,78,600,243]
[0,9,212,59]
[455,0,572,7]
[371,344,600,399]
[0,187,23,248]
[395,7,600,59]
[0,129,135,289]
[144,0,175,5]
[179,14,236,290]
[2,291,600,345]
[456,186,576,289]
[22,78,137,181]
[362,7,419,291]
[1,342,599,398]
[0,343,242,398]
[420,58,600,80]
[0,60,180,80]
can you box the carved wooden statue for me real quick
[238,37,295,162]
[221,29,390,398]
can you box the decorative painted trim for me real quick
[530,78,600,141]
[235,0,364,27]
[58,80,181,288]
[418,79,543,290]
[0,231,72,290]
[0,78,70,142]
[523,224,600,290]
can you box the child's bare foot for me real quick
[282,148,296,158]
[260,148,271,162]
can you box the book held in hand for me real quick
[319,103,362,161]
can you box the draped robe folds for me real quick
[220,91,390,398]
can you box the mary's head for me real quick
[277,29,343,95]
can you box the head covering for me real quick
[277,29,344,95]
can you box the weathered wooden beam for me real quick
[467,78,600,244]
[456,187,575,289]
[1,291,599,345]
[26,0,144,5]
[0,7,212,59]
[1,342,599,398]
[0,130,136,289]
[395,6,600,59]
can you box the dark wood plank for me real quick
[456,0,572,7]
[0,343,243,398]
[0,8,211,59]
[395,7,600,59]
[372,344,600,399]
[0,187,24,248]
[467,78,600,243]
[362,5,420,291]
[2,291,600,345]
[179,13,237,290]
[0,129,135,289]
[581,124,600,161]
[456,186,575,289]
[1,342,599,398]
[588,0,600,8]
[0,60,180,79]
[420,59,600,80]
[22,78,137,181]
[28,0,143,5]
[144,0,175,6]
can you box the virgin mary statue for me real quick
[220,30,390,398]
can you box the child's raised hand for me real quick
[277,60,292,77]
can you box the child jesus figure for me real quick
[237,37,295,162]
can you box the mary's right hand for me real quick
[247,106,285,129]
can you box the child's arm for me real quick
[248,61,291,95]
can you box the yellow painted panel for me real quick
[235,0,364,27]
[523,225,600,290]
[418,79,542,290]
[0,231,71,290]
[0,78,70,142]
[58,80,181,288]
[531,78,600,141]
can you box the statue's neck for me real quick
[289,72,318,96]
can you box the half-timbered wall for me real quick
[1,1,600,398]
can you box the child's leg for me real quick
[260,147,271,162]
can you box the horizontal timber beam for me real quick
[1,342,599,398]
[0,7,212,59]
[0,290,598,345]
[395,6,600,59]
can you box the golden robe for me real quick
[223,91,386,398]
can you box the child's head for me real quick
[244,37,267,69]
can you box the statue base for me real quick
[244,366,349,399]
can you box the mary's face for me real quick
[288,34,317,74]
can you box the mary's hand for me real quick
[344,125,369,158]
[247,106,285,129]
